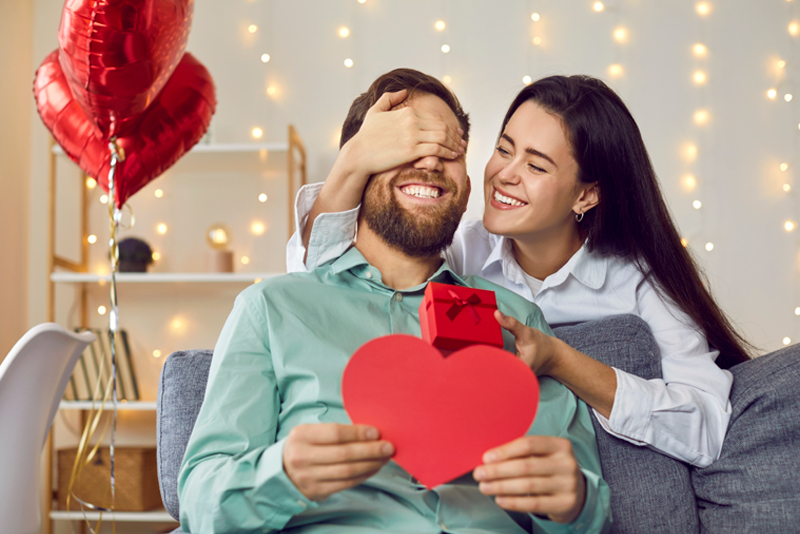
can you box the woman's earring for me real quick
[575,211,584,223]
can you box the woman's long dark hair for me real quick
[502,75,752,368]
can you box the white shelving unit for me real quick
[46,129,306,534]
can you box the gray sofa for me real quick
[157,315,800,533]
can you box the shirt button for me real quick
[365,271,373,279]
[439,523,447,531]
[395,293,403,302]
[296,500,307,508]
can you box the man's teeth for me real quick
[401,185,441,199]
[494,190,527,207]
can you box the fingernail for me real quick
[458,127,464,134]
[452,150,459,158]
[382,443,394,455]
[484,452,497,463]
[474,468,485,480]
[366,428,379,440]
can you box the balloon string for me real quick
[106,138,125,534]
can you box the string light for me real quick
[441,44,450,53]
[100,195,108,204]
[522,75,532,85]
[593,2,605,12]
[683,143,698,161]
[681,238,689,248]
[789,21,800,36]
[693,70,707,85]
[248,24,258,33]
[87,234,97,244]
[785,184,793,192]
[768,88,778,99]
[785,93,794,102]
[795,307,800,316]
[344,58,354,68]
[693,109,710,125]
[85,178,97,189]
[261,54,270,63]
[693,43,708,57]
[693,200,703,209]
[157,223,168,235]
[781,163,790,172]
[442,75,452,84]
[682,174,698,191]
[251,221,266,235]
[338,26,350,38]
[357,0,366,3]
[531,12,541,21]
[258,193,268,202]
[267,86,278,97]
[98,306,107,315]
[251,127,264,139]
[785,220,797,232]
[435,20,446,31]
[696,2,711,17]
[613,27,629,43]
[785,337,793,345]
[241,256,251,265]
[533,36,542,45]
[778,59,787,69]
[155,189,164,198]
[608,64,624,78]
[705,242,714,251]
[152,252,161,261]
[153,350,162,359]
[254,278,263,284]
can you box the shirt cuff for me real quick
[592,368,651,444]
[255,438,318,525]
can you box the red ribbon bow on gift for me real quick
[446,290,482,324]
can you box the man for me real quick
[178,68,611,533]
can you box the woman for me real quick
[287,75,752,468]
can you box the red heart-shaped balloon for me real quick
[57,0,193,138]
[34,49,215,208]
[342,335,539,489]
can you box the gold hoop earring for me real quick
[575,211,584,223]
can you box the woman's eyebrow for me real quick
[500,133,558,169]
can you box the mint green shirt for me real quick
[178,247,611,534]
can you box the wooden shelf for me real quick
[59,400,157,411]
[51,272,281,284]
[53,142,289,155]
[50,509,177,522]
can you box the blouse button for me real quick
[395,293,403,302]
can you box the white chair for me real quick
[0,323,96,534]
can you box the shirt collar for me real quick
[479,236,608,291]
[331,246,468,289]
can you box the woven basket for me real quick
[57,447,162,511]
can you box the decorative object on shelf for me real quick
[58,447,161,512]
[118,237,154,273]
[64,329,140,402]
[205,223,234,273]
[32,0,217,208]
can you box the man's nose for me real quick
[413,155,444,173]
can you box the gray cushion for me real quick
[156,349,214,522]
[692,343,800,533]
[554,315,699,534]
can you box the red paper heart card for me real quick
[342,334,539,489]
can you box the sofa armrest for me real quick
[553,315,699,534]
[156,349,214,522]
[692,343,800,532]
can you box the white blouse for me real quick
[286,183,733,468]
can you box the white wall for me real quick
[0,0,33,359]
[24,1,800,353]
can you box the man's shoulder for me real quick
[239,269,332,302]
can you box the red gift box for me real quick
[418,282,504,351]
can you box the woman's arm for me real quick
[494,310,617,418]
[300,89,466,257]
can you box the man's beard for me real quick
[361,169,468,258]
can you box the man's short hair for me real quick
[339,68,470,149]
